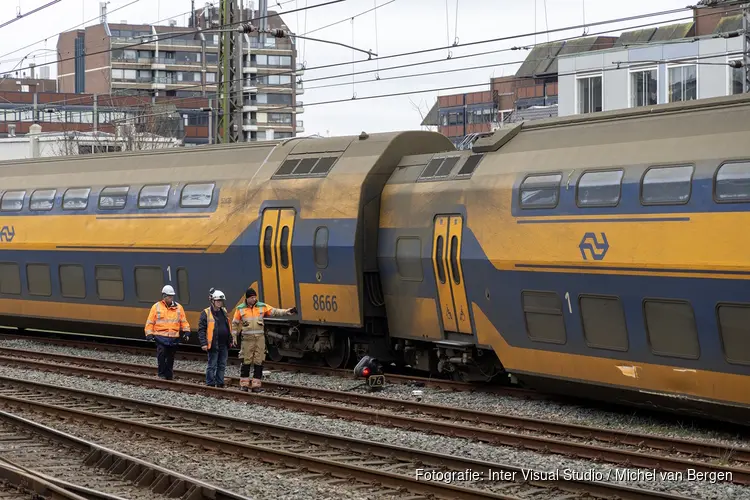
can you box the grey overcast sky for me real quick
[1,0,692,137]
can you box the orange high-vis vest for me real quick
[145,300,190,338]
[203,307,231,347]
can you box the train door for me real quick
[431,215,472,335]
[259,208,297,308]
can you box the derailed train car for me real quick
[1,93,750,421]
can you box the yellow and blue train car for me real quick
[379,92,750,420]
[0,131,452,370]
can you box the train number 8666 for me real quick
[312,294,338,312]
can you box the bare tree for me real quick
[49,103,183,157]
[410,98,437,131]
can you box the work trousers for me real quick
[156,343,178,380]
[206,344,229,386]
[239,333,265,365]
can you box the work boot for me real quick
[240,386,249,392]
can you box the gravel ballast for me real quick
[0,362,743,499]
[0,337,746,446]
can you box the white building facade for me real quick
[558,36,745,117]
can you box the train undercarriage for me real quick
[262,319,505,382]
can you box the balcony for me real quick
[296,120,304,133]
[243,118,258,132]
[296,81,304,95]
[295,63,305,76]
[295,101,304,113]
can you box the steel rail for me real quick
[0,376,693,500]
[0,408,249,500]
[0,348,748,487]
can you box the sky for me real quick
[1,0,695,137]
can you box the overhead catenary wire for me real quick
[6,4,743,114]
[0,0,345,79]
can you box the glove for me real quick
[148,336,155,342]
[288,307,297,315]
[182,332,191,342]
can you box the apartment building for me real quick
[57,2,303,141]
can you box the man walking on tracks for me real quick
[144,285,191,380]
[198,290,234,387]
[232,287,296,392]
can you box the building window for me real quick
[577,75,602,114]
[730,60,743,95]
[668,65,697,103]
[644,299,699,359]
[59,264,86,298]
[268,113,292,124]
[26,264,51,296]
[715,161,750,202]
[395,237,423,281]
[521,291,566,344]
[630,69,657,107]
[95,265,124,301]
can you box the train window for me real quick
[95,265,124,301]
[577,170,623,207]
[59,264,86,298]
[279,226,290,268]
[579,295,628,351]
[435,235,446,283]
[176,268,190,305]
[717,304,750,365]
[63,188,91,210]
[99,186,129,210]
[435,157,460,178]
[396,237,423,281]
[1,190,25,212]
[456,154,484,178]
[644,299,699,359]
[0,263,20,295]
[138,184,170,209]
[275,159,299,176]
[311,157,338,175]
[181,183,214,208]
[26,264,51,297]
[30,189,56,211]
[262,226,273,268]
[715,161,750,202]
[293,158,317,175]
[419,158,444,180]
[520,174,562,209]
[449,235,460,285]
[314,226,328,269]
[522,291,566,344]
[641,165,693,205]
[135,267,164,303]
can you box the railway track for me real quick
[0,346,747,489]
[0,332,540,397]
[0,374,696,500]
[0,404,247,500]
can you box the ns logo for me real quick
[579,232,609,261]
[0,226,15,243]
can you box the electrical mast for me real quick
[216,0,244,142]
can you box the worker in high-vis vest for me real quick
[232,287,296,392]
[144,285,191,380]
[198,289,234,387]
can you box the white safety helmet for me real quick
[161,285,176,296]
[210,290,226,301]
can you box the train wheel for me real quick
[324,335,351,369]
[267,345,284,362]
